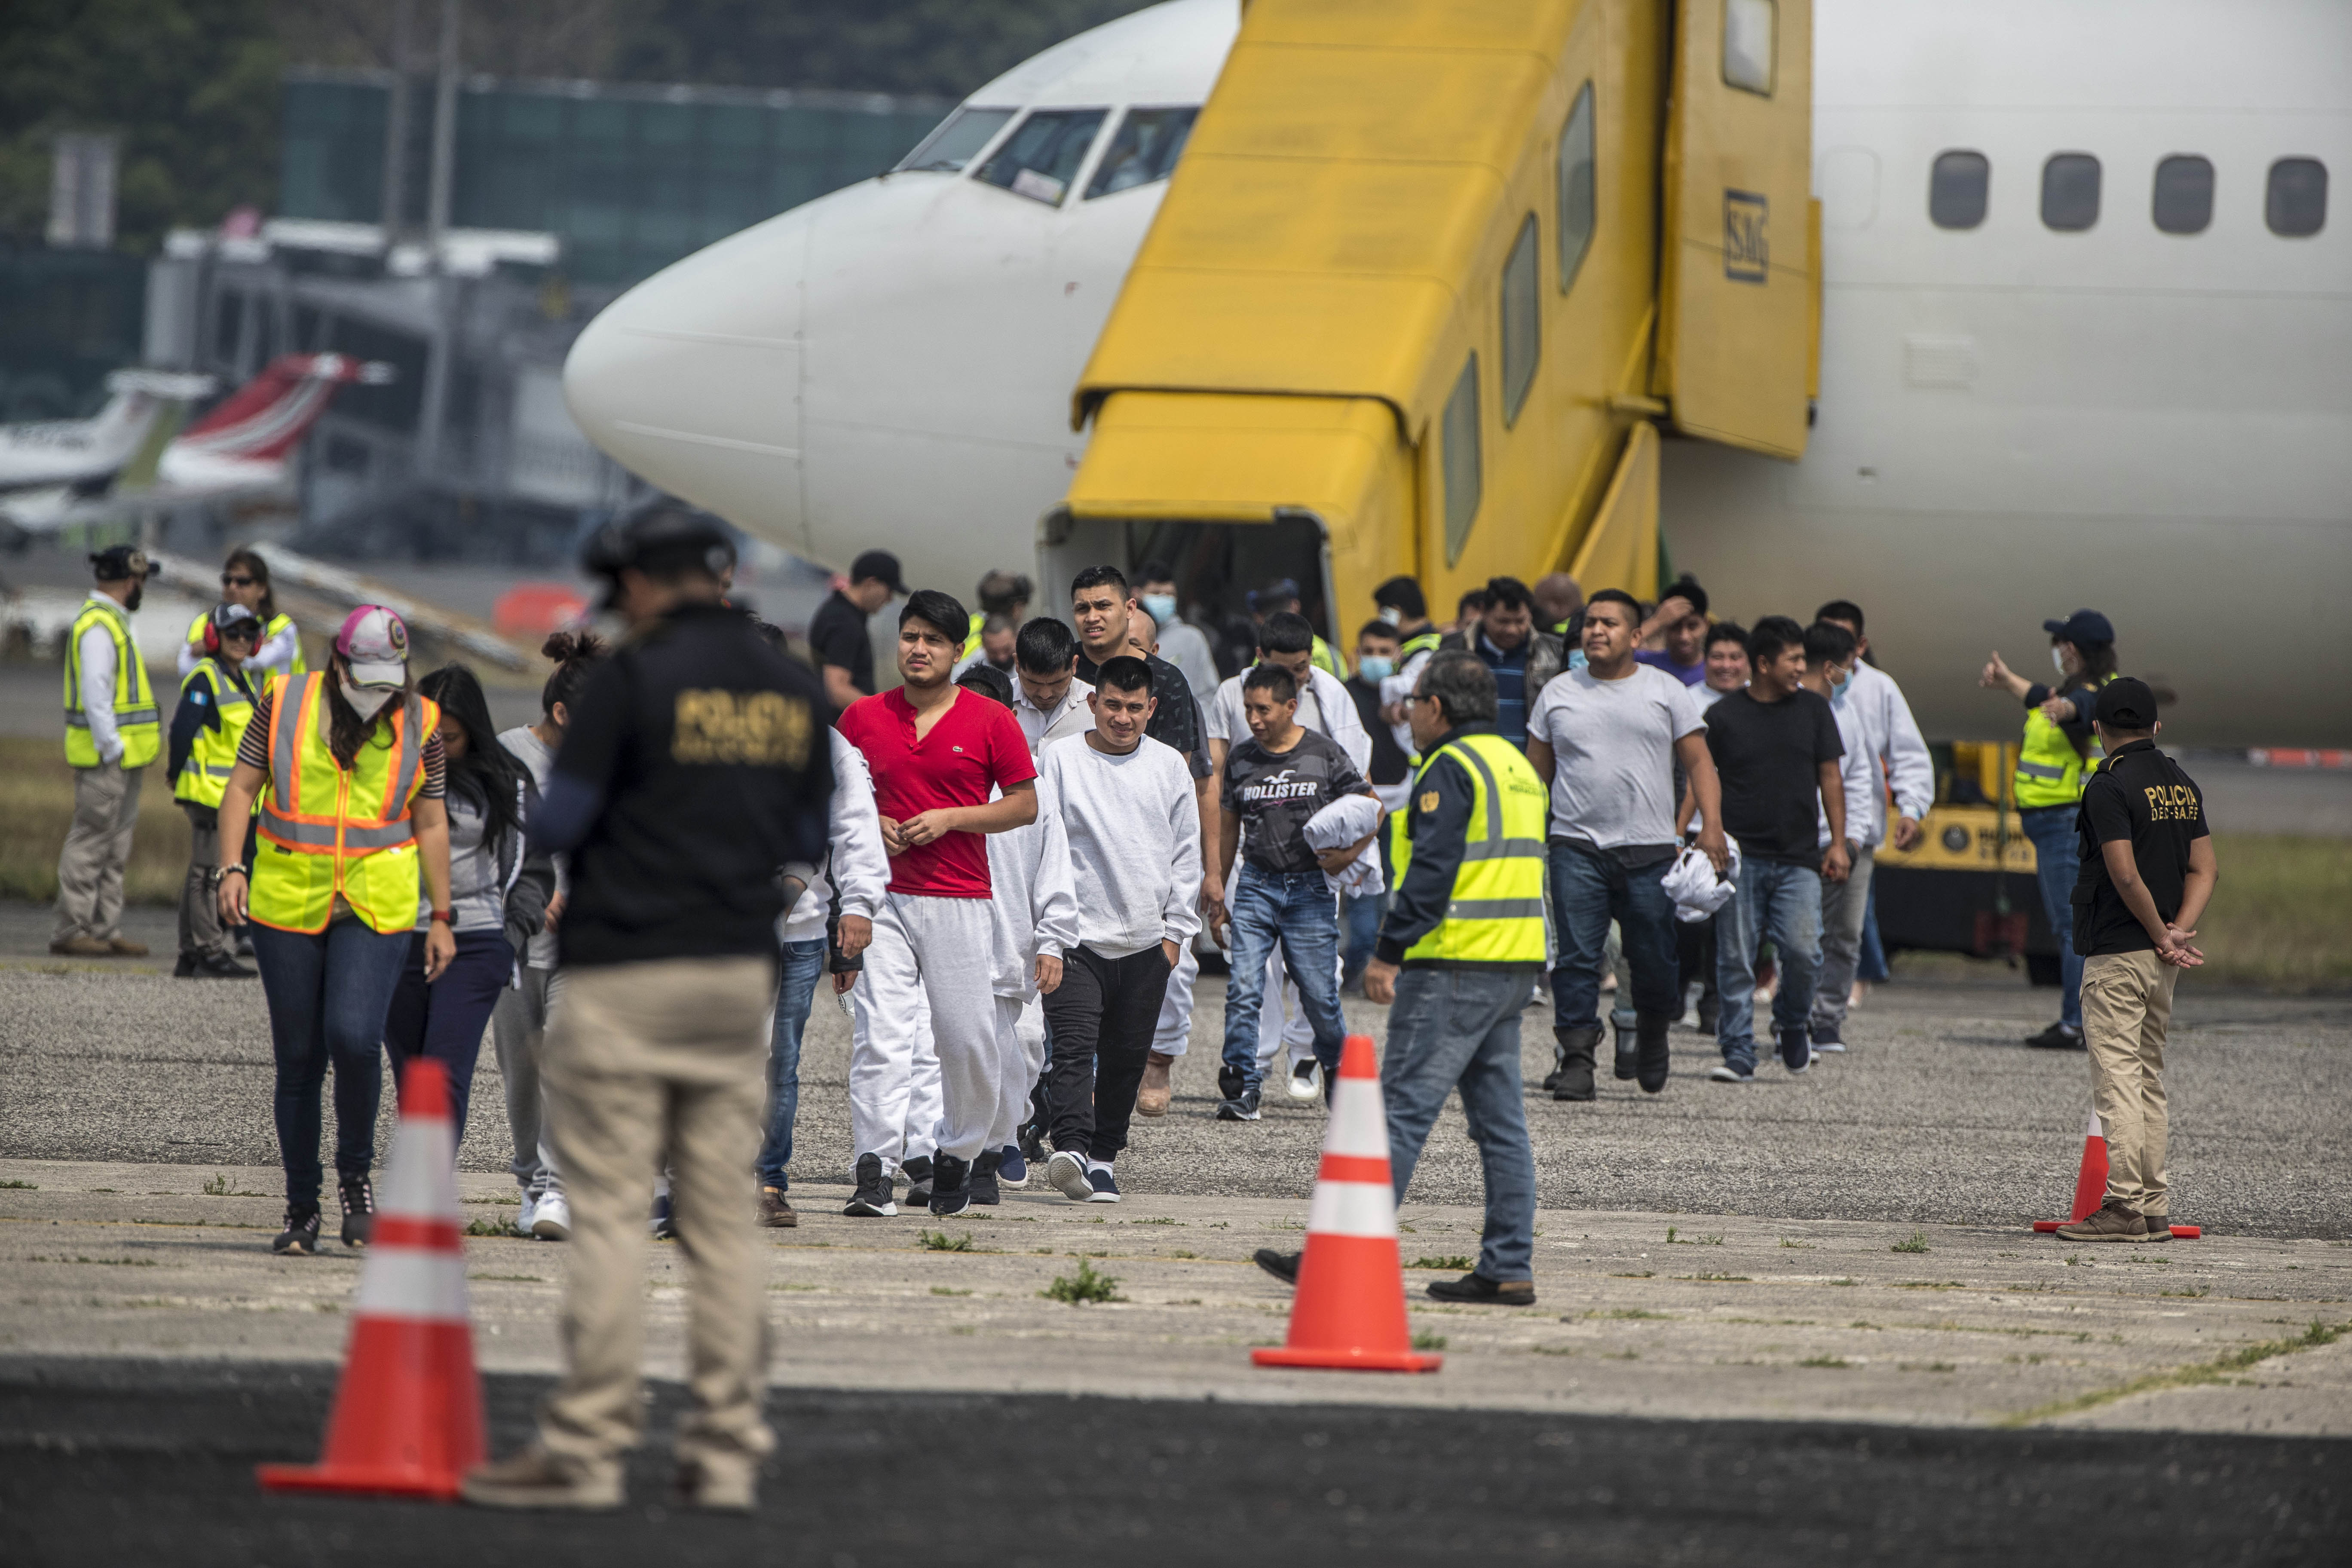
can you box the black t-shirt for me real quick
[2073,740,2209,957]
[1222,728,1369,876]
[1702,686,1844,868]
[806,589,875,696]
[1077,648,1210,780]
[1343,674,1412,786]
[554,603,833,967]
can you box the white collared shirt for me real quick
[1012,675,1095,755]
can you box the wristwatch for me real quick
[207,865,247,888]
[429,909,454,924]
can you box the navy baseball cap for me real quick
[849,549,907,594]
[2093,677,2159,729]
[2042,608,2114,645]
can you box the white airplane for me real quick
[0,368,214,497]
[564,0,2351,746]
[2,352,392,537]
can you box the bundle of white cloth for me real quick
[1303,792,1386,898]
[1664,835,1741,923]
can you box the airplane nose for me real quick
[563,216,808,541]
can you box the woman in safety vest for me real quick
[167,603,263,979]
[1980,607,2121,1050]
[214,606,456,1256]
[179,546,304,681]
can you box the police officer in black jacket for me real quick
[466,508,831,1513]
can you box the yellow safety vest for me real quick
[63,599,159,769]
[172,658,256,809]
[185,609,306,674]
[1394,732,1549,965]
[1311,634,1347,680]
[2014,674,2112,809]
[248,673,440,935]
[962,610,988,659]
[1398,629,1442,662]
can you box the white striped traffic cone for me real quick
[259,1058,486,1498]
[1253,1034,1441,1373]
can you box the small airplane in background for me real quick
[0,352,393,542]
[0,368,216,499]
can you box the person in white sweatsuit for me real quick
[976,754,1078,1200]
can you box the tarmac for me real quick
[3,898,2349,1559]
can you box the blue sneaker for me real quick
[649,1191,678,1239]
[997,1143,1029,1187]
[1085,1165,1121,1204]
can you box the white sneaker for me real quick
[1044,1149,1093,1203]
[513,1193,538,1237]
[531,1191,572,1241]
[1286,1057,1320,1100]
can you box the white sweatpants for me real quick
[1153,939,1199,1057]
[850,893,999,1167]
[983,994,1032,1151]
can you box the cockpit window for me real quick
[1084,107,1199,199]
[975,109,1108,206]
[896,107,1015,174]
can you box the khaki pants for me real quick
[178,806,230,961]
[53,763,142,943]
[2082,949,2177,1219]
[538,955,776,1475]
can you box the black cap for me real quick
[849,549,907,595]
[2042,608,2114,646]
[580,507,736,582]
[91,545,157,582]
[210,602,261,639]
[2094,677,2159,730]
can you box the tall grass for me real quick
[2196,834,2352,991]
[0,738,194,905]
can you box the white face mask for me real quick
[2052,646,2068,675]
[341,681,394,719]
[1378,605,1403,627]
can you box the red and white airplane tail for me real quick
[173,353,395,463]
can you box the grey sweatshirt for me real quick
[1038,732,1202,959]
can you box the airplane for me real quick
[0,368,215,498]
[562,0,2351,750]
[1,352,393,538]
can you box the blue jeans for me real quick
[1549,843,1680,1030]
[1857,880,1890,983]
[757,939,827,1190]
[249,916,412,1207]
[1383,966,1538,1282]
[1341,889,1386,981]
[2020,806,2084,1029]
[1219,866,1346,1096]
[384,928,515,1149]
[1714,858,1823,1074]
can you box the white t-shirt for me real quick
[1526,664,1705,849]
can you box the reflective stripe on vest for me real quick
[249,674,438,934]
[1399,630,1442,660]
[1401,732,1549,965]
[63,600,159,769]
[2013,674,2112,809]
[173,657,256,809]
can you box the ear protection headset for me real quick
[204,606,262,656]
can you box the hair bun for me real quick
[542,630,607,665]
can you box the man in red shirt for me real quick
[835,589,1038,1217]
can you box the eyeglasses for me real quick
[221,575,257,588]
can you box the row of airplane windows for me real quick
[1929,150,2329,237]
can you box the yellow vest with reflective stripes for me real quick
[962,610,987,659]
[63,598,159,769]
[2014,674,2113,809]
[185,609,306,675]
[1395,732,1549,965]
[248,673,440,935]
[1310,634,1346,680]
[172,658,255,809]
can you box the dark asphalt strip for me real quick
[2,1357,2346,1566]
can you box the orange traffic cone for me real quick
[258,1059,487,1499]
[1253,1035,1441,1374]
[2033,1107,2199,1240]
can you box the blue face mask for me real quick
[1140,593,1177,625]
[1357,654,1394,683]
[1830,669,1852,707]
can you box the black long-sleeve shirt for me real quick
[1374,723,1534,968]
[165,662,255,805]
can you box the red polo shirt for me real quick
[836,686,1037,898]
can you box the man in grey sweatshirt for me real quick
[1036,656,1202,1203]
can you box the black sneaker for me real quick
[1425,1271,1536,1306]
[928,1154,971,1217]
[900,1155,934,1210]
[1253,1248,1301,1286]
[1778,1028,1812,1075]
[2026,1021,2086,1050]
[1612,1027,1639,1082]
[1085,1165,1121,1204]
[273,1203,322,1256]
[968,1149,1001,1206]
[1216,1087,1263,1122]
[844,1153,897,1217]
[172,953,196,978]
[192,952,257,979]
[337,1177,374,1248]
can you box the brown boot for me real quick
[107,936,150,956]
[462,1446,624,1510]
[2141,1213,2173,1242]
[1136,1052,1175,1117]
[757,1186,796,1228]
[2056,1201,2148,1243]
[49,936,111,957]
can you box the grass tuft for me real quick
[2003,1320,2347,1426]
[1409,1255,1473,1271]
[1892,1230,1931,1254]
[918,1229,974,1253]
[1041,1256,1123,1305]
[1798,1355,1851,1369]
[0,1179,37,1190]
[1411,1330,1448,1351]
